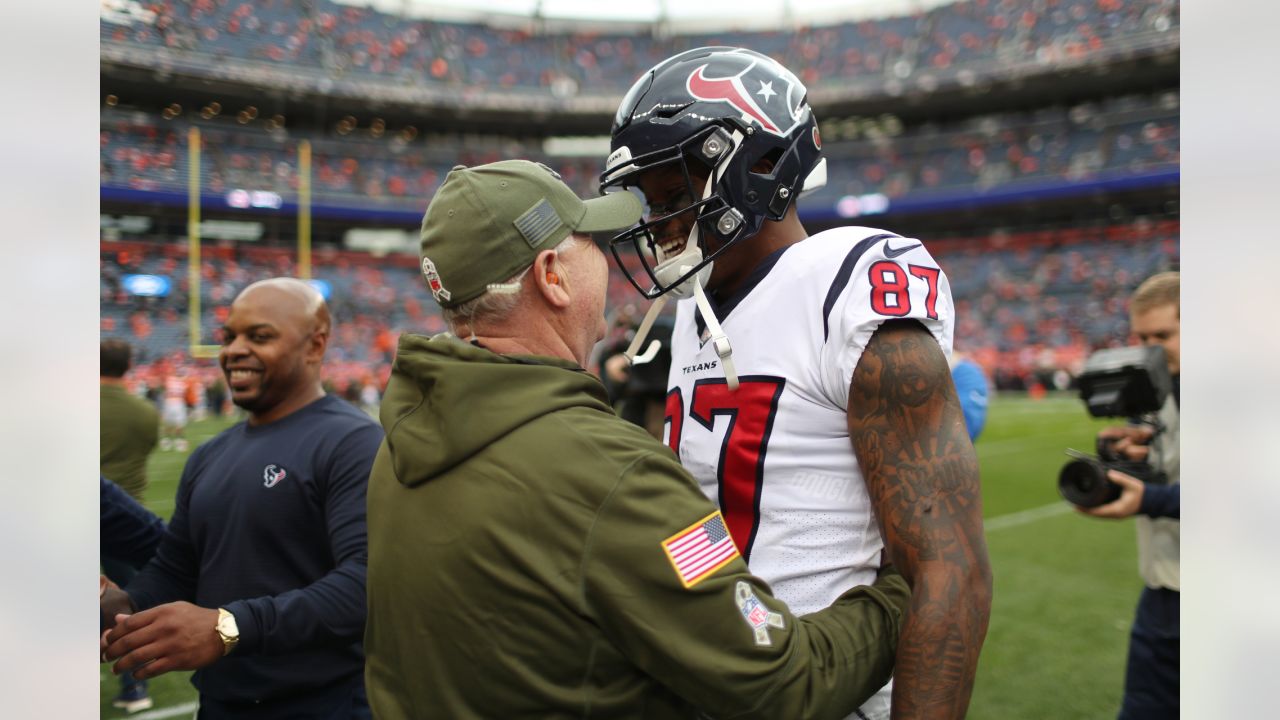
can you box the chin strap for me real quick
[623,295,669,365]
[692,282,738,391]
[621,283,739,392]
[631,339,663,365]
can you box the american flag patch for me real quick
[661,511,740,588]
[513,199,562,248]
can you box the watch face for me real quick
[218,612,238,637]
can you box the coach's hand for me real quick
[102,601,224,680]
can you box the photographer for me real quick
[1078,271,1180,720]
[599,315,674,441]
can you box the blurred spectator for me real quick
[950,349,991,442]
[100,339,159,502]
[101,336,162,714]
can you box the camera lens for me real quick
[1058,458,1122,508]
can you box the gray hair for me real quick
[443,234,581,335]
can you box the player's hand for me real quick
[100,575,134,632]
[1079,470,1145,519]
[102,602,224,680]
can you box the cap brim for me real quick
[575,191,643,234]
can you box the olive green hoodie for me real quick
[365,334,909,719]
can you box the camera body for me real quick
[1057,345,1172,508]
[1059,438,1169,508]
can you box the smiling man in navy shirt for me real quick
[101,278,384,719]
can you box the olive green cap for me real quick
[418,160,642,308]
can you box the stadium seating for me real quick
[99,0,1180,395]
[101,91,1178,212]
[100,217,1178,390]
[100,0,1179,95]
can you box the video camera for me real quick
[1057,345,1172,508]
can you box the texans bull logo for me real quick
[263,464,288,488]
[684,51,807,138]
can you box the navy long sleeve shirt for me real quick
[1140,484,1179,519]
[101,475,165,569]
[125,395,383,704]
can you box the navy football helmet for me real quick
[600,46,827,300]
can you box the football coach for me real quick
[363,160,914,719]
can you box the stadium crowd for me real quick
[101,0,1178,93]
[100,91,1178,210]
[100,217,1177,407]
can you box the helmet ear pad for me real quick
[716,124,815,232]
[742,146,802,220]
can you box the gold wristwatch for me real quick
[215,608,240,656]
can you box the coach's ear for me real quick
[533,248,570,309]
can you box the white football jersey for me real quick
[663,227,954,720]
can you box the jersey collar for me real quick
[695,245,793,340]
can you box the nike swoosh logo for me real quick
[883,241,921,258]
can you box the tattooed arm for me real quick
[847,320,992,719]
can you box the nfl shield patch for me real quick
[735,581,785,646]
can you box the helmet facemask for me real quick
[602,123,751,301]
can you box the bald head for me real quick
[220,277,330,424]
[236,277,331,336]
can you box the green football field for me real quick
[101,394,1137,719]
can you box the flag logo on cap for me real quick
[421,257,451,303]
[514,199,562,248]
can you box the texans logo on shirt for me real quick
[263,464,288,488]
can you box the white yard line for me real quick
[118,701,199,720]
[984,501,1072,531]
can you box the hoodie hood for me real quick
[380,333,613,487]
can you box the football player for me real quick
[601,47,992,720]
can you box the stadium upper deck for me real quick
[101,0,1178,115]
[100,89,1177,222]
